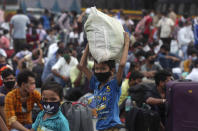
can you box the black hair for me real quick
[64,88,83,101]
[129,62,139,71]
[151,41,159,47]
[133,42,142,48]
[71,10,77,17]
[94,60,115,70]
[17,9,23,14]
[17,70,35,86]
[44,9,49,14]
[154,70,172,86]
[192,59,198,68]
[160,44,169,52]
[32,28,37,35]
[129,71,144,81]
[56,48,65,55]
[187,48,198,56]
[142,9,148,16]
[3,29,8,35]
[178,21,184,28]
[135,50,145,58]
[183,12,189,19]
[145,51,155,59]
[1,68,15,79]
[57,41,64,46]
[41,81,63,100]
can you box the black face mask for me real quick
[4,81,15,89]
[95,72,111,83]
[149,59,155,64]
[0,64,6,68]
[41,101,60,114]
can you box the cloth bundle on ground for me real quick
[84,7,124,63]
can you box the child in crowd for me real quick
[31,81,70,131]
[78,32,129,131]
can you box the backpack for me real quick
[61,101,94,131]
[126,83,161,131]
[128,83,154,107]
[125,106,160,131]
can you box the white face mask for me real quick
[150,26,154,30]
[192,56,197,61]
[150,12,155,17]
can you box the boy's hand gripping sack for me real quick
[84,7,125,63]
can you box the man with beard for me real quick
[4,70,42,130]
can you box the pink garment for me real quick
[0,36,10,49]
[0,10,4,23]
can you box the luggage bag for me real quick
[166,80,198,131]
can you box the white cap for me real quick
[85,8,91,14]
[0,48,7,58]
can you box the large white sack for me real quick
[84,7,125,63]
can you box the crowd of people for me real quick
[0,6,197,131]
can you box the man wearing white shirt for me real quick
[52,54,78,87]
[186,59,198,81]
[177,20,194,60]
[157,11,174,50]
[47,41,65,60]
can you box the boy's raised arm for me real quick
[78,44,93,81]
[117,32,130,85]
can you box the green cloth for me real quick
[63,54,70,61]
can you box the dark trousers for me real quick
[161,37,172,51]
[13,38,26,54]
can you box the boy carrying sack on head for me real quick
[78,32,129,131]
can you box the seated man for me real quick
[0,68,16,121]
[52,54,78,87]
[158,44,181,70]
[141,51,162,78]
[41,48,65,82]
[119,71,143,106]
[4,70,42,131]
[145,70,172,129]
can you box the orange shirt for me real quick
[4,88,42,129]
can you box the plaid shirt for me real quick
[4,88,42,129]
